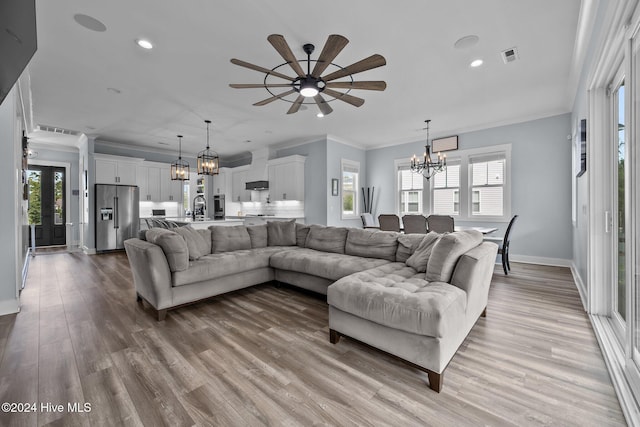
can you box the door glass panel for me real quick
[54,170,64,225]
[616,82,626,320]
[27,170,42,225]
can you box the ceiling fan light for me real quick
[300,86,319,97]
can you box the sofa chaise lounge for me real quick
[124,221,497,391]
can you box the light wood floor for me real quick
[0,252,626,426]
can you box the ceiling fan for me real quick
[229,34,387,116]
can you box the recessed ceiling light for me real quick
[454,35,479,49]
[316,112,324,118]
[470,59,484,68]
[136,39,153,49]
[73,14,107,32]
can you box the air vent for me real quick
[36,124,80,136]
[501,47,519,64]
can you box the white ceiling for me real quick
[26,0,582,157]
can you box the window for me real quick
[398,167,423,215]
[429,144,510,221]
[469,155,506,217]
[432,162,460,215]
[341,159,360,219]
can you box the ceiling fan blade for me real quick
[322,54,387,82]
[230,58,295,81]
[311,34,349,78]
[287,95,305,114]
[268,34,306,78]
[230,83,293,89]
[322,88,365,107]
[325,81,387,91]
[253,89,296,106]
[314,94,333,116]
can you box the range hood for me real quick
[246,180,269,191]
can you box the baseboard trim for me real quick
[508,254,572,267]
[590,315,640,427]
[83,246,96,255]
[569,262,588,311]
[0,298,20,316]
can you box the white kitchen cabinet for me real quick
[160,168,183,202]
[137,165,162,201]
[267,155,305,201]
[95,155,141,185]
[212,169,228,195]
[231,169,250,202]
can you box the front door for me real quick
[27,166,66,247]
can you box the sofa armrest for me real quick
[124,238,173,310]
[450,242,498,317]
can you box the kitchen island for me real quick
[161,216,305,229]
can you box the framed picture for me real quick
[577,119,586,177]
[432,135,458,152]
[331,178,339,196]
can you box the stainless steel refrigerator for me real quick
[95,184,139,251]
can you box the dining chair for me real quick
[378,214,401,232]
[361,213,379,229]
[402,215,427,234]
[484,214,518,275]
[427,215,454,233]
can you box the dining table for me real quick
[454,226,498,235]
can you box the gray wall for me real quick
[366,114,573,262]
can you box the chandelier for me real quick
[410,119,446,180]
[170,135,189,181]
[197,119,220,175]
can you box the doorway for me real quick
[27,165,66,247]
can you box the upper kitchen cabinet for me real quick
[94,154,142,185]
[268,155,305,201]
[160,168,183,202]
[137,164,161,201]
[212,168,229,196]
[231,168,250,202]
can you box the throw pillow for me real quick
[405,232,442,272]
[345,228,398,261]
[267,219,297,246]
[247,224,268,248]
[175,226,210,260]
[305,225,348,254]
[426,230,483,282]
[146,228,189,272]
[396,234,429,262]
[210,225,252,253]
[295,223,310,247]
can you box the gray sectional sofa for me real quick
[124,220,498,391]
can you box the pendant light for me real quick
[197,119,219,175]
[170,135,190,180]
[410,119,446,180]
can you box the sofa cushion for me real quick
[328,263,467,338]
[267,219,297,246]
[406,232,441,273]
[172,246,296,287]
[269,248,390,281]
[396,234,429,262]
[345,229,398,261]
[295,223,310,247]
[174,226,211,260]
[146,228,189,272]
[247,224,268,248]
[426,230,483,283]
[210,225,252,253]
[305,225,348,254]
